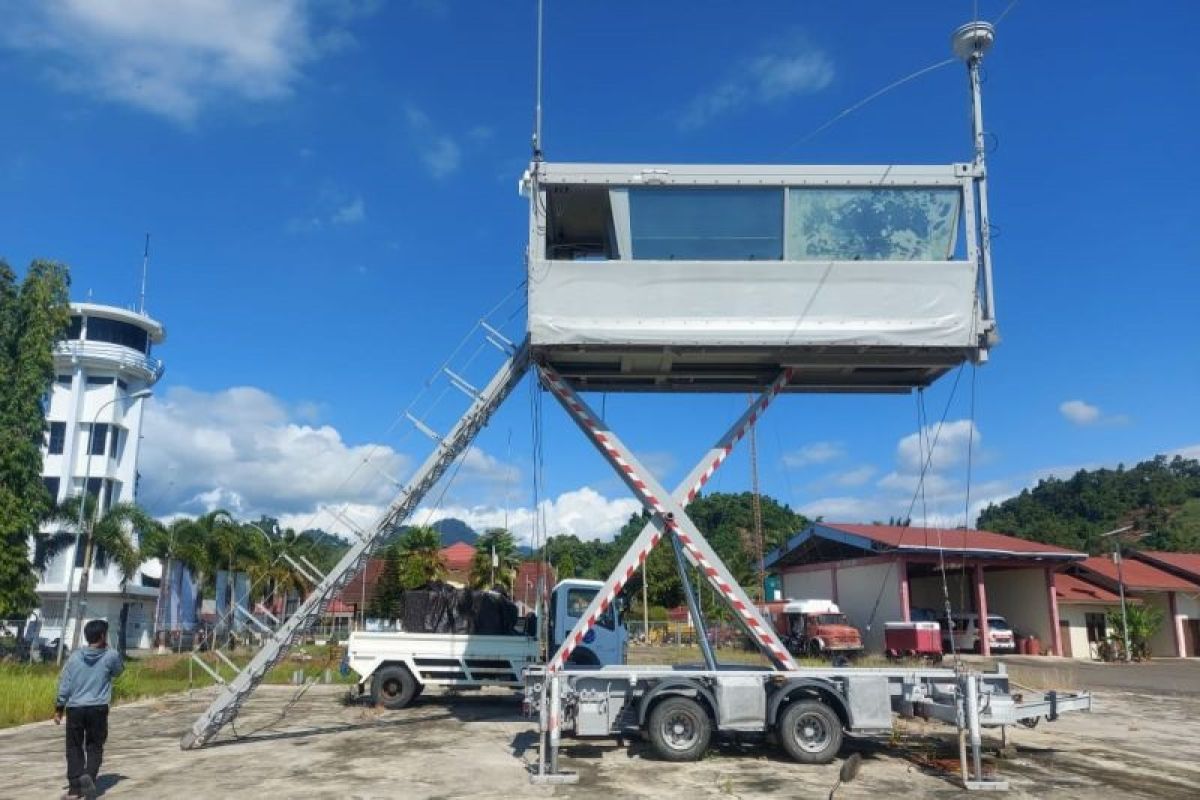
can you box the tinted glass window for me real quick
[56,374,72,386]
[66,316,82,340]
[48,421,66,454]
[43,477,60,501]
[90,423,109,456]
[787,187,961,261]
[86,316,149,353]
[629,187,783,260]
[87,376,114,386]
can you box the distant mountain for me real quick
[977,455,1200,554]
[431,517,478,545]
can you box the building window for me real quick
[786,187,962,261]
[629,187,784,261]
[89,423,110,456]
[84,316,149,353]
[43,477,60,501]
[66,316,83,340]
[86,376,115,386]
[48,421,66,455]
[56,374,72,386]
[117,379,128,391]
[1085,612,1107,644]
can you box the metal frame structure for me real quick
[181,342,532,749]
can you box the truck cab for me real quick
[548,579,628,667]
[762,599,863,658]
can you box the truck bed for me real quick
[348,631,540,688]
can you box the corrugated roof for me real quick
[1055,573,1122,604]
[825,523,1084,557]
[1133,551,1200,582]
[1077,555,1200,592]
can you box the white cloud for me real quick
[422,487,642,546]
[681,35,833,129]
[405,105,461,178]
[783,440,845,468]
[140,385,411,523]
[1059,399,1128,427]
[895,419,980,474]
[826,465,876,488]
[3,0,376,124]
[331,195,365,225]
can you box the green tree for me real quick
[1106,602,1164,661]
[41,497,158,655]
[0,260,70,619]
[396,526,446,589]
[470,528,520,590]
[367,542,404,619]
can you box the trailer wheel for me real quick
[777,699,843,764]
[647,696,711,762]
[373,665,418,710]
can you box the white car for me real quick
[940,613,1016,654]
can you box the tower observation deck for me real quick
[523,25,999,395]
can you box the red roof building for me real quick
[513,561,558,611]
[1054,573,1123,605]
[765,523,1086,657]
[441,542,477,584]
[1132,551,1200,584]
[1068,554,1200,658]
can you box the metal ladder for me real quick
[180,341,531,749]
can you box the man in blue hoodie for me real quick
[54,619,123,800]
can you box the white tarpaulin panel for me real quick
[528,260,979,349]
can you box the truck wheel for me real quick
[777,699,843,765]
[647,697,711,762]
[807,640,823,659]
[373,665,418,710]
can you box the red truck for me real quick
[759,599,864,658]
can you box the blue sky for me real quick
[2,1,1197,543]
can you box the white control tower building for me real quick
[37,302,165,650]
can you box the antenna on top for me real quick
[531,0,545,161]
[139,233,151,314]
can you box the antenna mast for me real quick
[532,0,545,160]
[138,233,151,314]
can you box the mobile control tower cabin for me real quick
[524,29,998,394]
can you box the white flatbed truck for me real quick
[347,578,628,708]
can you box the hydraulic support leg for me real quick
[181,343,531,749]
[539,364,797,672]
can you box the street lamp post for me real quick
[1098,525,1136,662]
[57,388,153,664]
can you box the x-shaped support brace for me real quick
[539,364,799,672]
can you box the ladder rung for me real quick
[405,412,444,444]
[235,604,274,634]
[191,653,227,685]
[480,321,515,353]
[443,368,481,400]
[282,552,323,585]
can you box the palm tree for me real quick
[397,526,447,589]
[470,528,520,591]
[139,516,207,649]
[40,497,158,655]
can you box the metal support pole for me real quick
[671,533,716,669]
[966,675,983,782]
[1115,547,1131,662]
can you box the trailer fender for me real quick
[767,678,849,728]
[638,680,718,725]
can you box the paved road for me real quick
[962,655,1200,695]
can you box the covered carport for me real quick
[764,523,1086,655]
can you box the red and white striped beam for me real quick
[539,365,797,672]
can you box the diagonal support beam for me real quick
[539,364,797,671]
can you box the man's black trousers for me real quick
[65,705,108,793]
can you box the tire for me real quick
[646,696,712,762]
[807,640,823,659]
[777,699,844,765]
[372,665,418,710]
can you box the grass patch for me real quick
[0,644,354,729]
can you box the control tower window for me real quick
[786,187,961,261]
[629,187,783,261]
[86,316,150,353]
[545,184,618,260]
[66,316,83,340]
